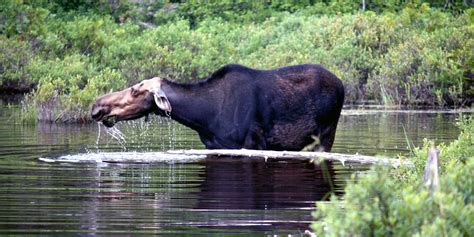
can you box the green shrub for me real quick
[25,52,126,122]
[0,36,31,87]
[0,1,49,38]
[27,53,96,95]
[312,118,474,236]
[61,15,115,55]
[368,8,473,106]
[1,1,472,122]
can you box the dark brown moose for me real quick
[91,64,344,151]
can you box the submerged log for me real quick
[41,149,412,167]
[167,149,413,167]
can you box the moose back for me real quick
[91,64,344,151]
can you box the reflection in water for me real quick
[194,158,342,232]
[197,158,337,210]
[334,112,465,155]
[0,157,352,235]
[0,104,469,235]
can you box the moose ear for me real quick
[153,87,172,113]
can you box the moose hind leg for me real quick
[243,124,267,150]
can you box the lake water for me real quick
[0,103,469,236]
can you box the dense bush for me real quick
[150,0,472,26]
[312,118,473,236]
[0,1,473,123]
[0,36,32,92]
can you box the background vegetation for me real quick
[0,0,473,122]
[1,2,472,234]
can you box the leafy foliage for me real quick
[312,118,474,236]
[0,1,473,122]
[0,36,31,89]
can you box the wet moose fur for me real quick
[92,64,344,151]
[158,64,344,151]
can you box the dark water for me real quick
[0,104,469,236]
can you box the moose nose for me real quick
[91,105,103,120]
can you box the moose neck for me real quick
[159,80,218,135]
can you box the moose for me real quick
[91,64,344,151]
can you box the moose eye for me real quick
[130,87,139,97]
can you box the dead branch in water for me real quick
[42,149,412,167]
[167,149,412,167]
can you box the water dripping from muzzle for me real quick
[96,122,127,150]
[96,122,101,148]
[107,126,127,150]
